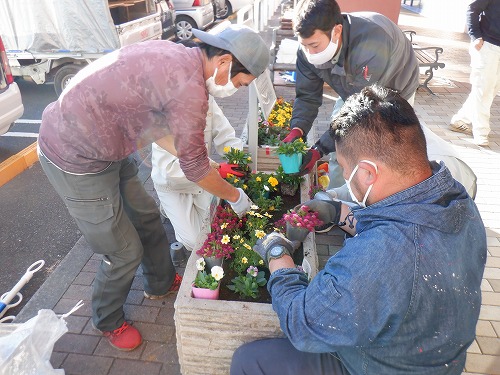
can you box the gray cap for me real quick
[193,25,270,77]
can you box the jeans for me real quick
[230,338,350,375]
[39,153,174,331]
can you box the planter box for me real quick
[174,177,318,375]
[243,145,281,172]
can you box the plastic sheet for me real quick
[0,0,120,54]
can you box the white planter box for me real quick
[174,177,318,375]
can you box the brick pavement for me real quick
[14,6,500,375]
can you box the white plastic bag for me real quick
[0,309,68,375]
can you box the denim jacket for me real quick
[268,162,487,374]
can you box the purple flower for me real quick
[247,266,258,277]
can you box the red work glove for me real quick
[283,128,304,143]
[218,163,245,178]
[297,148,322,176]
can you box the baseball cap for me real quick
[192,25,270,77]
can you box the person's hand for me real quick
[283,128,304,143]
[298,199,342,233]
[229,188,254,217]
[218,163,245,178]
[253,232,298,267]
[296,147,323,176]
[473,38,484,51]
[314,189,338,201]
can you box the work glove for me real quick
[297,199,342,233]
[253,232,299,267]
[297,147,323,176]
[229,188,254,218]
[218,163,245,178]
[283,128,304,143]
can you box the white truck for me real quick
[0,0,164,96]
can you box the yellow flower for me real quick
[243,184,248,190]
[259,259,264,265]
[240,238,244,243]
[264,212,273,218]
[251,205,259,210]
[227,173,234,178]
[255,213,263,218]
[255,230,266,239]
[268,176,278,187]
[243,243,252,250]
[233,234,241,240]
[221,223,228,229]
[223,146,230,153]
[221,235,230,244]
[256,177,262,182]
[247,157,252,161]
[241,257,248,264]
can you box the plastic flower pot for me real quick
[278,153,303,174]
[286,222,310,242]
[204,256,223,270]
[280,182,299,196]
[192,283,220,300]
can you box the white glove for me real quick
[229,188,254,217]
[314,189,338,201]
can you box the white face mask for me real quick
[345,160,378,208]
[303,29,339,66]
[206,62,238,98]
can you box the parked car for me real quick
[157,0,177,40]
[171,0,215,41]
[216,0,254,19]
[0,36,23,136]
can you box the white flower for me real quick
[264,185,270,191]
[196,258,206,271]
[211,266,224,281]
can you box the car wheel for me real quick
[217,0,232,19]
[176,16,197,41]
[54,64,84,97]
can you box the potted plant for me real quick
[246,172,279,200]
[275,138,308,174]
[227,266,267,300]
[192,258,225,300]
[282,204,323,242]
[196,231,235,269]
[258,98,293,146]
[222,147,252,176]
[275,166,304,196]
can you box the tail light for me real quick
[0,37,14,85]
[192,0,200,6]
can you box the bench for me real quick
[269,27,298,85]
[404,30,445,95]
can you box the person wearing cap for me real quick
[283,0,419,186]
[37,25,269,351]
[231,85,486,375]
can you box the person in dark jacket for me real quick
[283,0,419,184]
[449,0,500,147]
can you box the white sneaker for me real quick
[449,120,472,135]
[473,136,489,147]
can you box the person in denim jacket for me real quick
[231,85,487,375]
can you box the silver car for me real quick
[171,0,215,41]
[0,36,23,136]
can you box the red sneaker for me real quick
[102,321,142,351]
[144,273,183,300]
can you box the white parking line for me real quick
[14,119,42,124]
[1,132,39,138]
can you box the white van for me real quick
[0,0,164,96]
[0,36,23,136]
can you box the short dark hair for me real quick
[294,0,343,38]
[332,85,428,176]
[197,42,251,77]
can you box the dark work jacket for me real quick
[291,12,419,154]
[467,0,500,47]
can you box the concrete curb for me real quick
[0,141,39,187]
